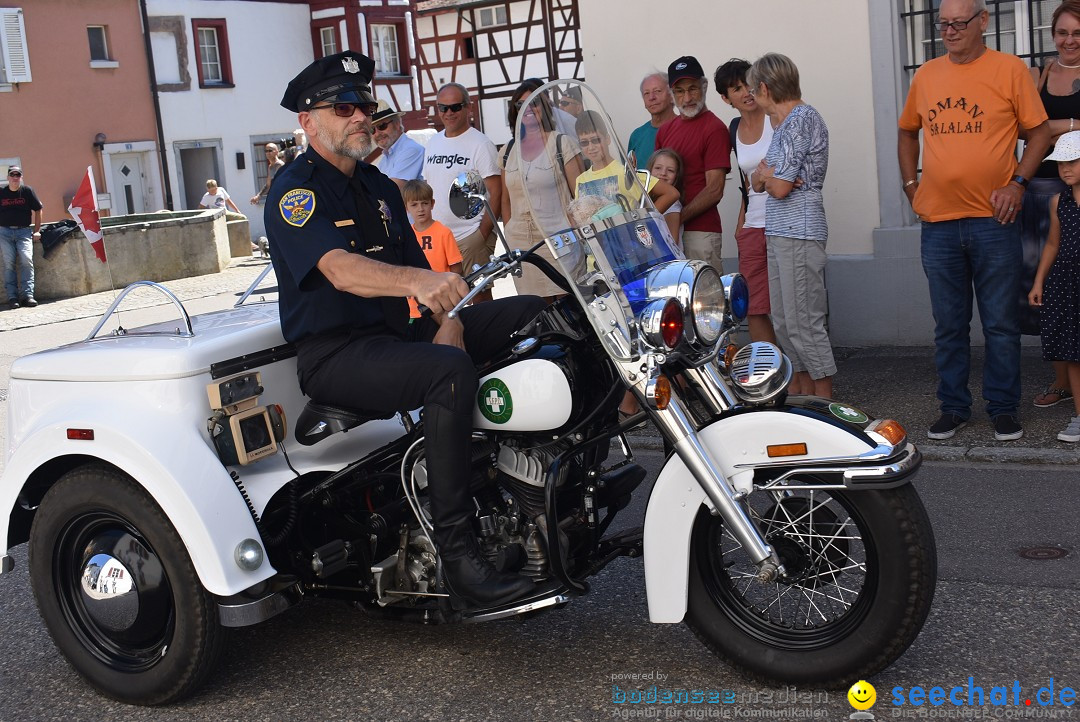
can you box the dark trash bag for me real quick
[39,220,82,259]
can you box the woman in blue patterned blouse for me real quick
[748,52,835,398]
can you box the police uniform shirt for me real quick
[265,147,430,344]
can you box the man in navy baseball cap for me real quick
[667,55,705,86]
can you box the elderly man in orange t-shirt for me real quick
[898,0,1050,443]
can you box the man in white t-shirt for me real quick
[199,179,241,213]
[422,83,502,302]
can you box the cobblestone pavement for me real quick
[0,256,276,333]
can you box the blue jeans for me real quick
[920,218,1021,419]
[0,226,34,301]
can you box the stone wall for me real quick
[30,209,234,301]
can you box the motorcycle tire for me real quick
[28,464,226,705]
[685,478,936,686]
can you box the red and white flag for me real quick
[67,166,106,263]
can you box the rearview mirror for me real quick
[448,170,487,220]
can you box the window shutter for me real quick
[0,8,32,83]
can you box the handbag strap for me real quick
[1038,62,1052,93]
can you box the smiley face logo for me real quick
[848,680,877,710]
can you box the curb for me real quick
[625,433,1080,465]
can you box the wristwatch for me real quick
[902,179,918,189]
[1011,174,1029,187]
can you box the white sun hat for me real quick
[1045,130,1080,161]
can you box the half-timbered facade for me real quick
[414,0,583,144]
[306,0,425,127]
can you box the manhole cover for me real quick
[1019,546,1069,560]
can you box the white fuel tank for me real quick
[473,358,573,431]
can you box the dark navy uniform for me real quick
[269,50,542,608]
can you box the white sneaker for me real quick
[1058,416,1080,443]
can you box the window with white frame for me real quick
[900,0,1060,81]
[191,18,232,87]
[320,26,337,57]
[0,7,32,84]
[477,6,507,28]
[371,24,400,74]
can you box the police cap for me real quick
[281,51,377,112]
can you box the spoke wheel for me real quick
[685,479,936,685]
[29,465,225,705]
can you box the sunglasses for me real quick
[577,136,605,147]
[558,99,578,107]
[373,120,395,132]
[7,172,21,177]
[438,102,466,114]
[311,101,379,118]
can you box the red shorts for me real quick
[735,226,770,315]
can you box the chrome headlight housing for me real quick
[728,342,791,405]
[722,273,749,324]
[690,266,725,345]
[644,260,731,349]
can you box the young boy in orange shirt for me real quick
[404,179,463,317]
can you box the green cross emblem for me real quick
[478,379,513,424]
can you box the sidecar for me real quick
[0,280,401,703]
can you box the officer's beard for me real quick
[312,113,375,161]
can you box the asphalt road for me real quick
[1,292,1078,720]
[0,454,1078,722]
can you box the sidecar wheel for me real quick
[28,464,225,705]
[685,480,936,685]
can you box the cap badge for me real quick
[675,62,687,70]
[342,57,360,74]
[280,188,317,228]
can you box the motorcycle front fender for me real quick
[642,405,893,624]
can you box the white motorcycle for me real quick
[0,82,935,704]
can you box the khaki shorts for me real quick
[682,230,723,273]
[457,227,498,275]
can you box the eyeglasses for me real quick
[7,172,21,177]
[1054,28,1080,40]
[936,11,982,32]
[311,101,379,118]
[373,120,395,132]
[747,85,759,96]
[577,135,604,147]
[438,102,466,114]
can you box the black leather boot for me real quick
[424,404,535,608]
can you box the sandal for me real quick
[1033,387,1073,408]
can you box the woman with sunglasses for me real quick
[499,82,585,301]
[1,166,42,309]
[250,143,285,206]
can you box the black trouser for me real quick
[298,295,546,556]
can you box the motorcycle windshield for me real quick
[512,80,683,361]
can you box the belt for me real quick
[4,226,30,229]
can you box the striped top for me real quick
[764,104,829,242]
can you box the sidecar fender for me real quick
[1,405,273,597]
[642,406,880,624]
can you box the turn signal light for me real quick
[67,429,95,441]
[870,419,907,446]
[766,442,808,458]
[653,375,672,410]
[723,343,738,369]
[660,299,684,349]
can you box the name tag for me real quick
[334,219,355,227]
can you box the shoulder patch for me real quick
[280,188,316,228]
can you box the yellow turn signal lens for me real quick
[653,375,671,410]
[871,419,907,446]
[723,344,738,369]
[766,442,808,458]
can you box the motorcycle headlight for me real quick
[722,274,750,324]
[690,266,725,345]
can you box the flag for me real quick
[67,166,106,263]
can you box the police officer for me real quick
[267,51,543,609]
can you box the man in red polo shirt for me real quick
[656,55,731,271]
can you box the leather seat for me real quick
[293,401,394,446]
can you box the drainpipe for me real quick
[139,0,174,210]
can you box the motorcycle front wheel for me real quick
[685,478,936,685]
